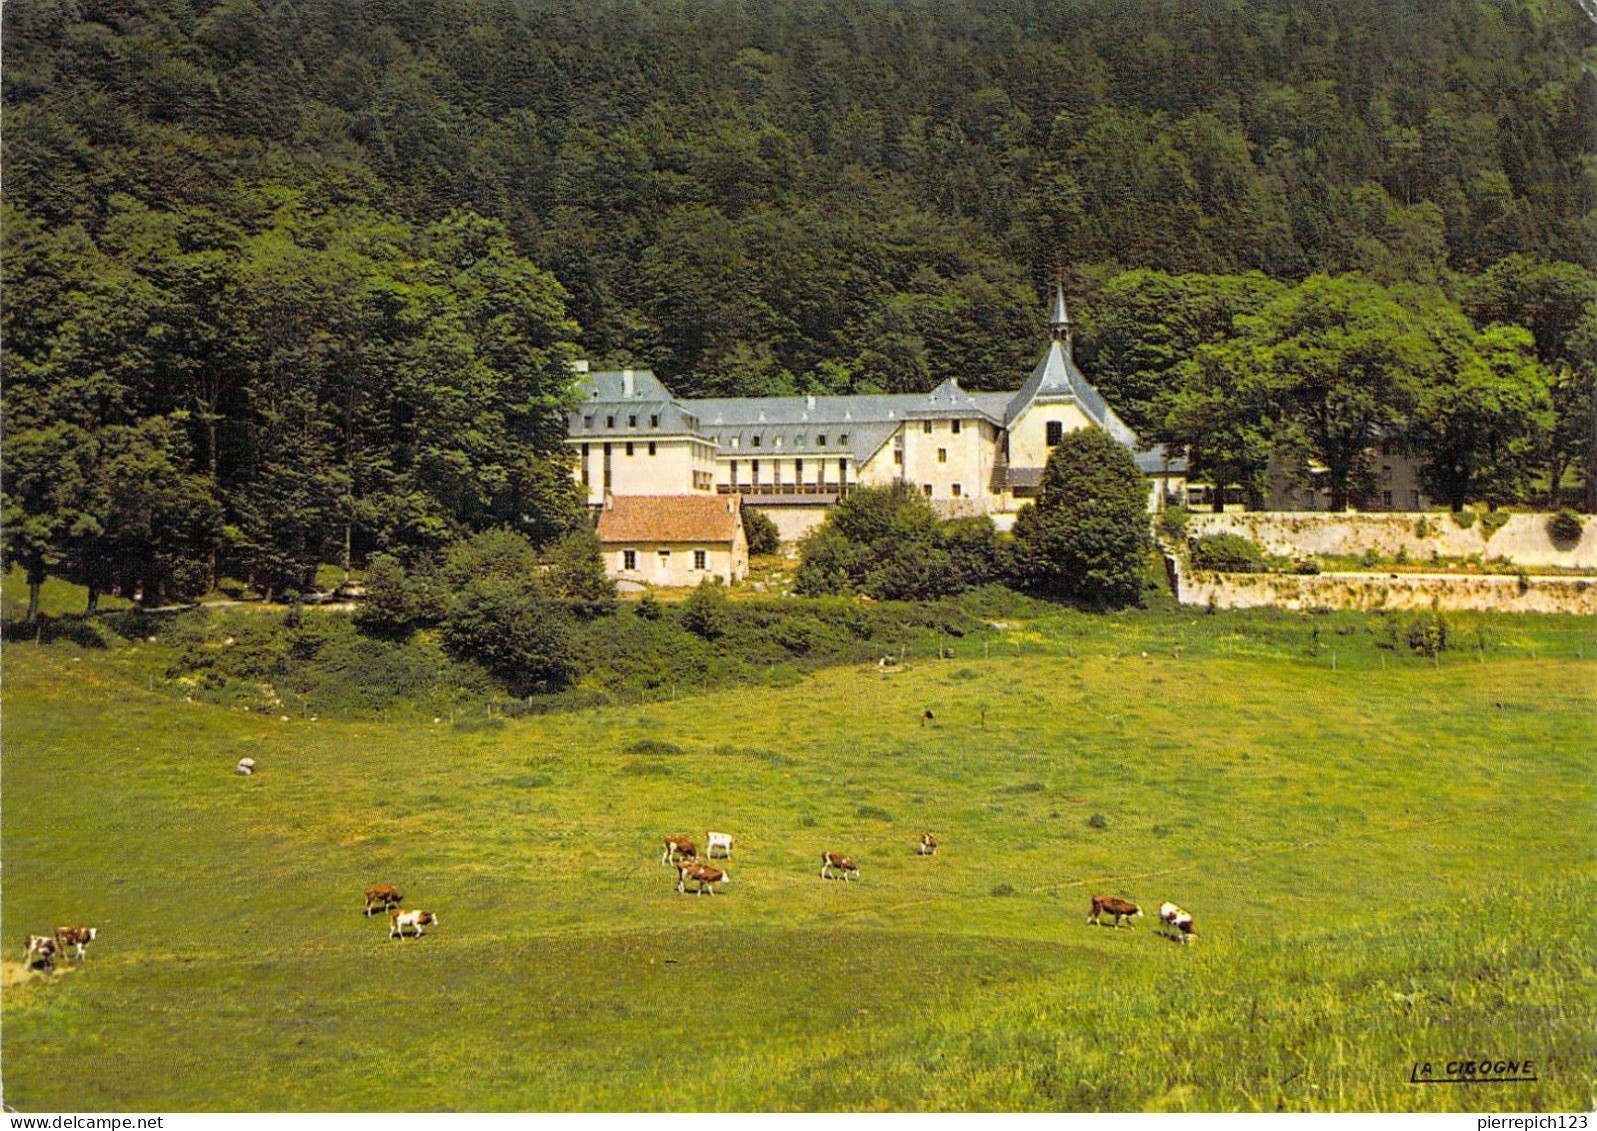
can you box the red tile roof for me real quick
[596,494,741,544]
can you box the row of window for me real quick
[621,549,709,571]
[726,432,850,451]
[728,458,850,486]
[920,484,964,498]
[921,420,963,434]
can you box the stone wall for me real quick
[1186,511,1596,570]
[1179,570,1597,615]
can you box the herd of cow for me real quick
[22,831,1195,977]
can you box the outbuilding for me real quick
[596,494,749,587]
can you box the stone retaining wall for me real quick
[1180,570,1597,615]
[1185,511,1596,569]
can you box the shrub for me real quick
[990,883,1015,897]
[1548,509,1585,544]
[1452,508,1478,529]
[855,804,893,821]
[542,529,617,617]
[634,592,663,620]
[1480,510,1510,540]
[1190,533,1266,573]
[624,738,685,756]
[1405,610,1449,658]
[743,507,781,555]
[1414,516,1431,539]
[679,579,730,639]
[439,577,578,695]
[1158,504,1190,542]
[353,553,423,637]
[1087,813,1109,829]
[1011,430,1151,605]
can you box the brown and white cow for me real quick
[820,852,859,881]
[1087,895,1143,928]
[917,831,938,856]
[389,909,438,939]
[674,860,727,896]
[53,925,99,960]
[1159,902,1196,943]
[661,835,697,866]
[23,935,57,971]
[364,885,403,916]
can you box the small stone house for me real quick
[596,494,749,587]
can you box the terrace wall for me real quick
[1180,571,1597,615]
[1186,512,1596,569]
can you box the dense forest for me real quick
[3,0,1595,610]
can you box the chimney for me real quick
[807,394,816,410]
[571,359,590,374]
[622,369,636,398]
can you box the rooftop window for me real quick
[818,434,827,446]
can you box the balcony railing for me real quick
[717,483,852,498]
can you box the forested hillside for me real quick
[3,0,1595,605]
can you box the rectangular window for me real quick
[752,459,760,485]
[893,450,903,466]
[952,419,962,434]
[818,434,827,446]
[839,433,849,445]
[603,442,613,491]
[731,437,739,449]
[622,550,637,571]
[1382,490,1394,509]
[753,435,762,447]
[583,416,593,429]
[952,483,963,498]
[580,443,590,487]
[795,459,804,481]
[650,415,659,428]
[694,549,707,570]
[606,415,615,429]
[625,441,634,457]
[648,441,657,456]
[937,448,948,463]
[1046,421,1063,446]
[922,484,933,497]
[730,461,739,486]
[923,421,933,434]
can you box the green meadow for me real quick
[2,603,1594,1111]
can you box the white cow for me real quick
[1159,902,1196,943]
[706,831,734,860]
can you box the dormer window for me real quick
[818,434,827,446]
[650,415,659,429]
[752,435,762,448]
[839,433,849,445]
[606,415,615,429]
[628,415,637,428]
[731,437,740,449]
[583,416,593,429]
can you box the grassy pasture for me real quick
[2,609,1594,1110]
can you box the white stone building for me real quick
[567,289,1187,542]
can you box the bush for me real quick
[855,804,893,821]
[1010,430,1151,605]
[624,738,685,756]
[679,579,730,639]
[1158,504,1190,542]
[353,553,424,637]
[1452,508,1478,529]
[1480,510,1510,540]
[1405,610,1449,658]
[1087,813,1109,830]
[1548,509,1585,544]
[542,529,617,618]
[439,577,579,695]
[634,592,663,620]
[743,507,781,555]
[1190,533,1266,573]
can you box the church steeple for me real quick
[1049,283,1073,348]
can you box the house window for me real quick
[1046,421,1063,446]
[937,448,948,463]
[893,450,903,466]
[795,459,804,481]
[751,459,760,484]
[731,461,739,486]
[922,421,933,434]
[650,415,659,428]
[818,434,827,446]
[583,416,593,429]
[625,441,634,457]
[952,419,962,434]
[796,435,805,447]
[622,550,637,571]
[694,549,707,570]
[580,443,590,487]
[922,484,933,497]
[1382,490,1394,510]
[606,415,615,429]
[952,483,963,498]
[731,437,739,449]
[753,435,762,447]
[658,550,671,569]
[839,433,849,445]
[603,442,613,491]
[648,441,657,456]
[628,415,637,428]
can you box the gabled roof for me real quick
[596,495,742,544]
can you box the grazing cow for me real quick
[53,926,99,961]
[675,860,727,896]
[1087,895,1143,928]
[917,831,938,856]
[23,935,57,971]
[920,710,935,727]
[705,831,734,860]
[236,758,256,775]
[820,852,860,882]
[364,885,403,916]
[389,909,438,939]
[1159,902,1196,943]
[661,835,697,866]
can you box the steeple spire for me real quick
[1049,283,1073,346]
